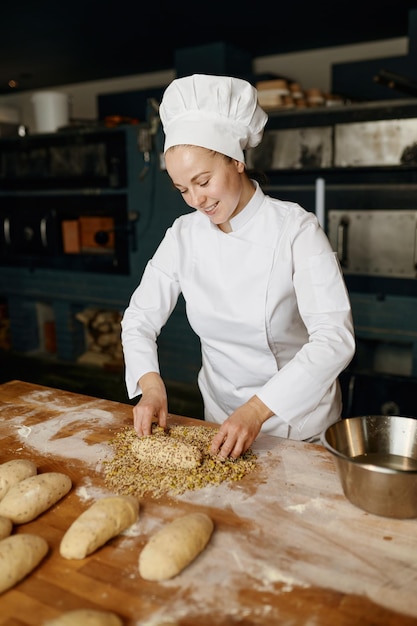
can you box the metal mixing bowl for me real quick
[321,415,417,518]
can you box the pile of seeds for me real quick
[103,424,258,499]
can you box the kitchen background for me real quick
[1,6,417,419]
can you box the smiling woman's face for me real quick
[165,145,250,231]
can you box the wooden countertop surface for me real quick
[0,380,416,626]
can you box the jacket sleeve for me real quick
[121,227,181,399]
[257,212,355,433]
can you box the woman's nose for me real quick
[189,188,206,207]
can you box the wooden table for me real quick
[0,380,416,626]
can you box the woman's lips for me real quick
[204,202,218,214]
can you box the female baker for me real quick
[121,74,355,459]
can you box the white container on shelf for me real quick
[31,91,69,133]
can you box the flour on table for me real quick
[120,520,142,537]
[75,478,113,502]
[168,435,417,622]
[16,425,32,438]
[286,496,326,514]
[11,407,115,468]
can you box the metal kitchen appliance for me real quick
[0,128,133,274]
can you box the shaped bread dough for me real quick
[0,472,72,524]
[0,533,48,593]
[60,495,139,559]
[139,512,214,581]
[131,435,202,469]
[0,516,13,540]
[0,459,37,501]
[43,608,123,626]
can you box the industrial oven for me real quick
[0,128,134,274]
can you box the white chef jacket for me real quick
[122,182,355,440]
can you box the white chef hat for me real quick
[159,74,268,163]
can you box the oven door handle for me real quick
[414,219,417,274]
[337,218,349,268]
[3,217,11,245]
[40,217,48,248]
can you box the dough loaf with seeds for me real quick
[0,533,48,593]
[0,459,37,501]
[139,512,213,581]
[0,472,72,524]
[43,608,123,626]
[131,435,202,470]
[0,516,12,540]
[60,495,139,559]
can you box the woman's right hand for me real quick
[132,372,168,436]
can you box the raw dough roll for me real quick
[43,608,123,626]
[0,516,13,540]
[0,533,48,593]
[60,495,139,559]
[0,472,72,524]
[131,435,202,470]
[139,512,214,581]
[0,459,37,501]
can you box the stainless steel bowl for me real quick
[321,415,417,518]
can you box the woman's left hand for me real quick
[209,395,274,459]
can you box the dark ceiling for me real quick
[1,1,417,95]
